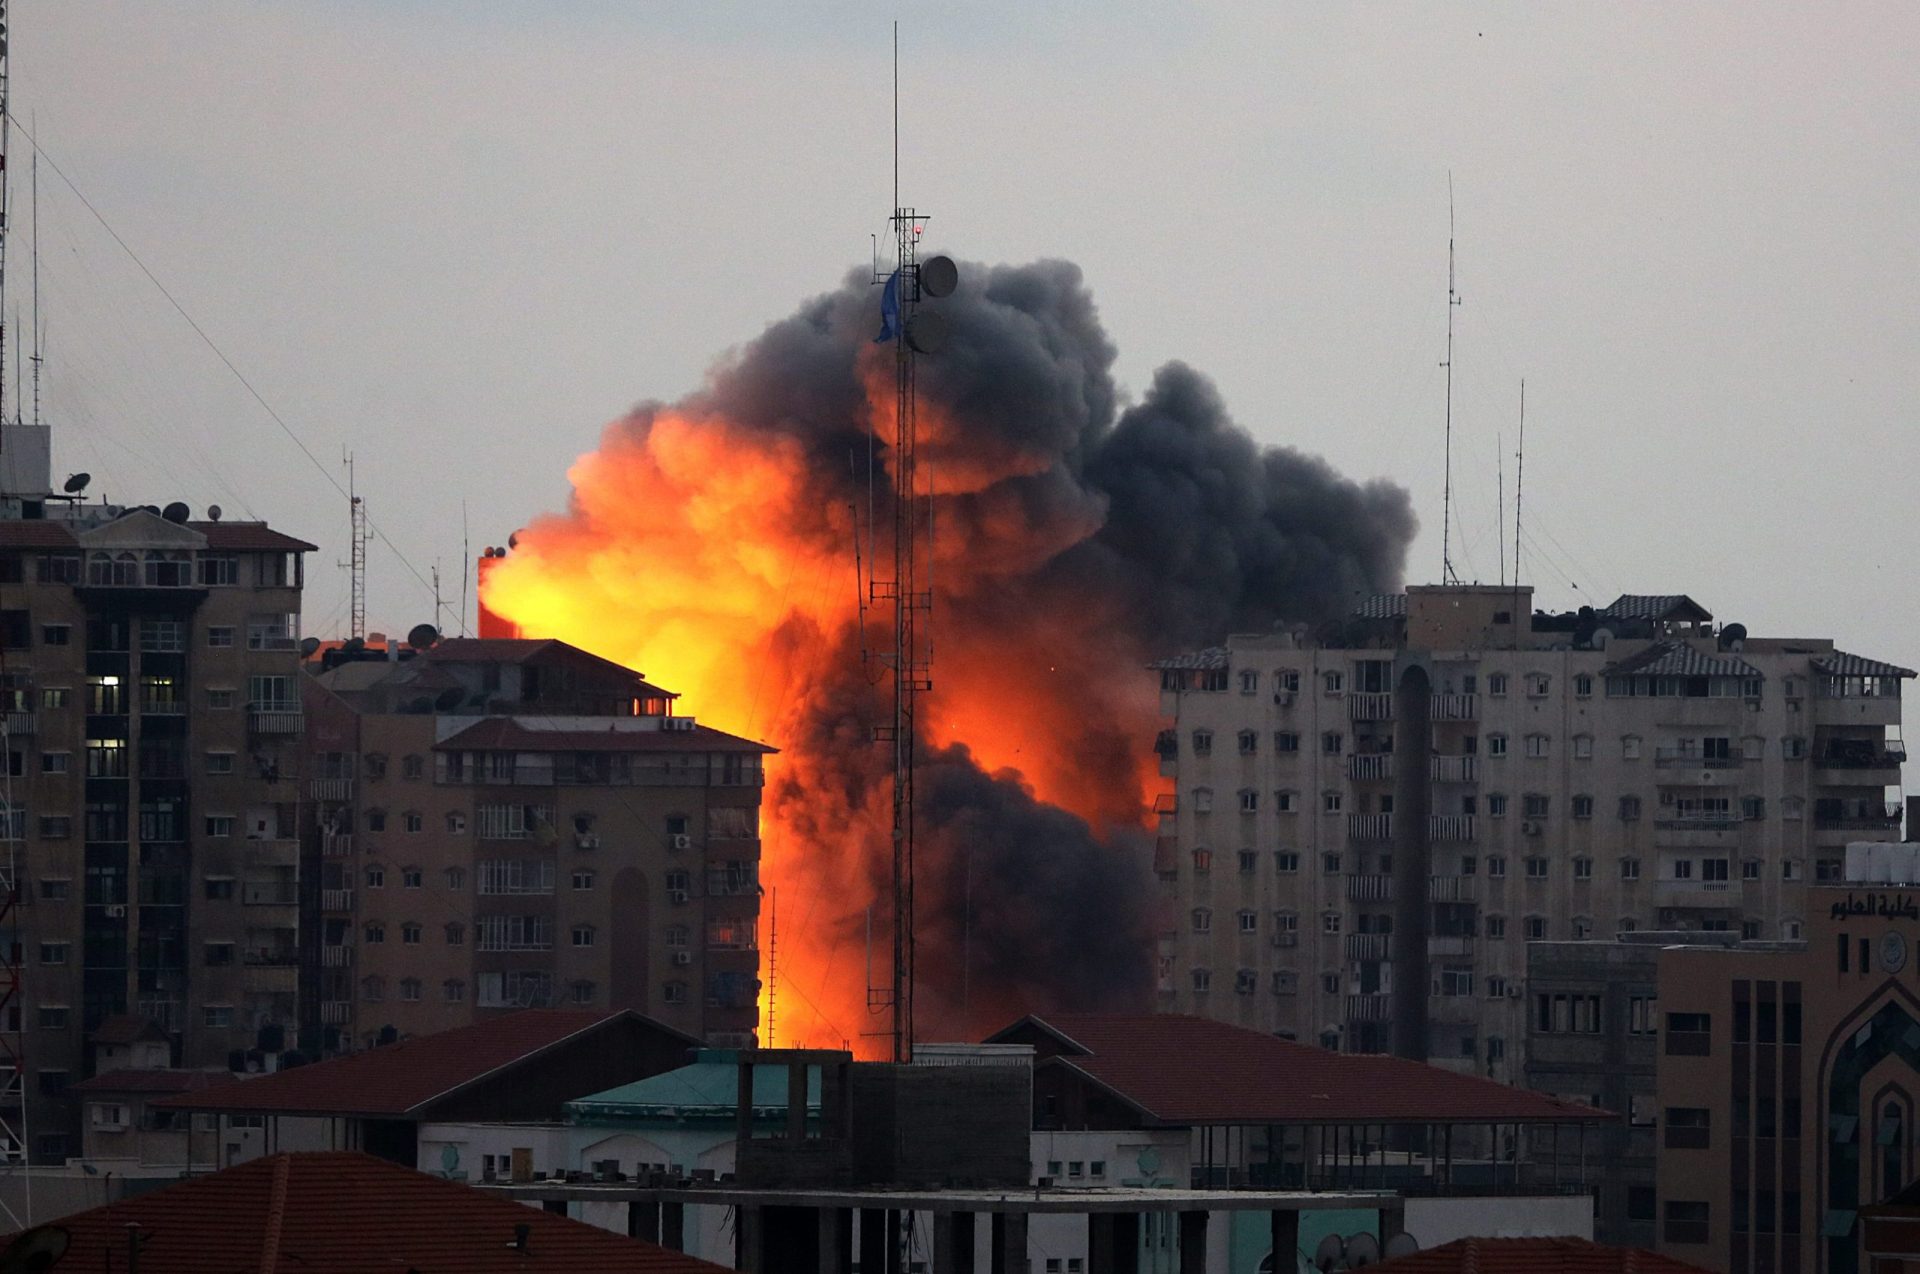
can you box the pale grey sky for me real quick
[16,4,1919,688]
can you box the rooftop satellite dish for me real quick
[1314,1234,1346,1272]
[299,637,322,657]
[139,504,160,516]
[434,686,466,712]
[1719,622,1748,651]
[1590,627,1613,650]
[407,623,439,651]
[0,1224,71,1272]
[162,501,191,524]
[1345,1233,1381,1267]
[207,504,223,521]
[508,531,522,550]
[343,636,365,654]
[906,310,950,355]
[919,254,958,298]
[1384,1232,1420,1259]
[62,473,89,494]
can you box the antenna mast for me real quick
[1440,175,1461,585]
[1513,379,1526,643]
[345,453,367,641]
[28,140,37,428]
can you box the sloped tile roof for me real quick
[434,717,775,756]
[155,1009,692,1118]
[5,1151,729,1273]
[1373,1235,1714,1273]
[988,1013,1606,1126]
[1601,594,1712,623]
[1813,651,1916,679]
[1149,647,1229,671]
[0,517,314,552]
[1601,641,1760,679]
[1352,593,1409,620]
[69,1068,238,1096]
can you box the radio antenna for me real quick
[1440,174,1462,585]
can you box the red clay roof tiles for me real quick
[1372,1235,1714,1272]
[995,1013,1609,1126]
[434,716,775,755]
[6,1151,729,1273]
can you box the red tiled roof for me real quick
[992,1014,1609,1126]
[1373,1236,1714,1273]
[4,1151,729,1273]
[0,520,80,546]
[69,1068,238,1096]
[435,716,775,756]
[190,522,318,552]
[156,1009,683,1118]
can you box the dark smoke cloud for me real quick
[634,257,1417,1036]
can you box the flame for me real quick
[484,371,1158,1054]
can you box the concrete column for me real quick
[1090,1213,1140,1274]
[1179,1211,1209,1272]
[820,1207,852,1274]
[934,1212,976,1272]
[788,1060,809,1141]
[737,1203,763,1272]
[990,1211,1027,1274]
[1390,662,1434,1062]
[1270,1210,1300,1274]
[1089,1213,1117,1272]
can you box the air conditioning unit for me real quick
[667,889,689,905]
[1521,820,1543,836]
[104,905,127,919]
[575,835,600,851]
[670,834,692,851]
[671,951,692,967]
[663,717,697,733]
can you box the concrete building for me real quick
[1648,873,1920,1274]
[300,638,770,1052]
[0,442,314,1163]
[1152,584,1910,1078]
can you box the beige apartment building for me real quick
[1153,584,1909,1079]
[0,482,313,1163]
[302,638,769,1053]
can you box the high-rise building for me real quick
[301,637,770,1054]
[1151,584,1910,1079]
[0,435,313,1163]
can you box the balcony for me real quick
[1348,692,1393,722]
[1346,993,1391,1022]
[1429,754,1477,784]
[242,947,300,967]
[1815,803,1902,833]
[1429,876,1476,903]
[321,1001,351,1026]
[1428,935,1474,958]
[242,882,298,907]
[310,777,355,802]
[1655,748,1742,770]
[1348,753,1393,782]
[1429,815,1477,842]
[1347,873,1393,903]
[3,711,31,737]
[1431,693,1478,721]
[321,888,354,912]
[1654,814,1739,833]
[248,705,305,736]
[1347,813,1392,842]
[321,944,353,968]
[1345,933,1391,962]
[1655,879,1741,909]
[1813,695,1902,727]
[322,833,355,858]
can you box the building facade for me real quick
[0,490,312,1164]
[302,639,769,1053]
[1153,584,1909,1080]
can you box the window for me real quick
[403,811,423,834]
[1488,673,1509,696]
[1237,729,1258,755]
[1191,908,1212,934]
[1439,964,1474,996]
[1666,1012,1711,1056]
[1487,855,1506,879]
[1274,731,1299,753]
[1191,968,1211,994]
[1619,795,1641,821]
[1573,856,1593,881]
[1271,970,1297,995]
[1322,912,1342,935]
[365,923,385,945]
[204,941,235,967]
[1664,1201,1710,1246]
[1572,795,1593,819]
[1526,673,1550,697]
[41,687,69,710]
[1741,919,1762,940]
[400,978,423,1002]
[1323,671,1344,694]
[199,555,239,586]
[1190,730,1212,757]
[1191,787,1213,814]
[1323,852,1342,874]
[1573,734,1593,759]
[1486,975,1508,997]
[444,979,466,1003]
[1525,856,1549,880]
[571,980,596,1005]
[1741,796,1765,820]
[38,816,69,839]
[1524,916,1546,939]
[366,809,387,833]
[1486,915,1506,939]
[1487,793,1508,817]
[1622,735,1642,760]
[37,750,68,776]
[1783,735,1808,760]
[1621,856,1641,881]
[1574,674,1593,698]
[1525,733,1550,758]
[401,923,422,945]
[1487,733,1507,757]
[1191,848,1212,873]
[203,877,234,901]
[1276,669,1300,693]
[402,754,425,780]
[38,942,68,966]
[1273,790,1295,812]
[36,878,69,902]
[445,922,465,946]
[1238,789,1258,814]
[206,688,235,710]
[362,976,386,1003]
[1274,851,1299,873]
[1782,796,1804,821]
[206,625,236,649]
[1234,968,1257,996]
[663,981,689,1005]
[1321,732,1344,756]
[572,925,596,948]
[571,869,595,890]
[365,864,385,889]
[1321,790,1342,814]
[35,1004,69,1030]
[1321,972,1341,996]
[1523,793,1550,819]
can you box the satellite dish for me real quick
[343,636,365,654]
[906,310,950,354]
[433,687,465,712]
[508,531,522,550]
[299,637,322,657]
[207,504,223,522]
[62,473,89,494]
[0,1224,71,1272]
[407,623,439,651]
[1314,1234,1346,1272]
[1719,622,1748,651]
[1384,1233,1420,1259]
[139,504,160,516]
[919,254,958,298]
[162,501,191,524]
[1590,627,1613,649]
[1345,1233,1381,1267]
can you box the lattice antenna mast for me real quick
[1440,175,1462,586]
[859,23,957,1064]
[345,452,367,641]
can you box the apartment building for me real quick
[301,638,769,1054]
[1152,584,1909,1081]
[0,464,312,1163]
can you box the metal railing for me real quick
[1347,813,1393,842]
[1347,873,1393,903]
[1348,692,1393,722]
[1348,753,1393,781]
[1429,815,1477,842]
[1431,693,1478,721]
[1430,754,1477,783]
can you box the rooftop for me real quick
[435,716,776,756]
[1373,1235,1714,1273]
[2,1152,729,1273]
[1600,594,1713,623]
[69,1068,239,1097]
[990,1014,1608,1126]
[0,514,315,553]
[1814,650,1916,679]
[156,1009,695,1118]
[567,1052,820,1126]
[90,1014,170,1046]
[1600,640,1760,679]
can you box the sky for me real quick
[12,4,1919,689]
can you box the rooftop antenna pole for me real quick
[28,136,36,429]
[1440,174,1461,586]
[766,886,777,1049]
[1513,378,1526,647]
[459,501,471,637]
[345,451,367,641]
[1497,431,1505,589]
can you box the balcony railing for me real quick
[1429,815,1477,842]
[1345,933,1391,962]
[242,883,298,906]
[1655,814,1738,831]
[1816,811,1903,831]
[1430,754,1477,784]
[3,711,32,737]
[1347,873,1393,903]
[321,944,353,968]
[321,888,354,912]
[1655,748,1741,769]
[1348,753,1393,782]
[1348,692,1393,722]
[1431,693,1478,721]
[1428,935,1474,958]
[322,833,355,858]
[310,777,355,802]
[1429,876,1476,903]
[1347,813,1393,842]
[248,705,304,736]
[242,948,300,966]
[321,1001,351,1026]
[1345,993,1391,1022]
